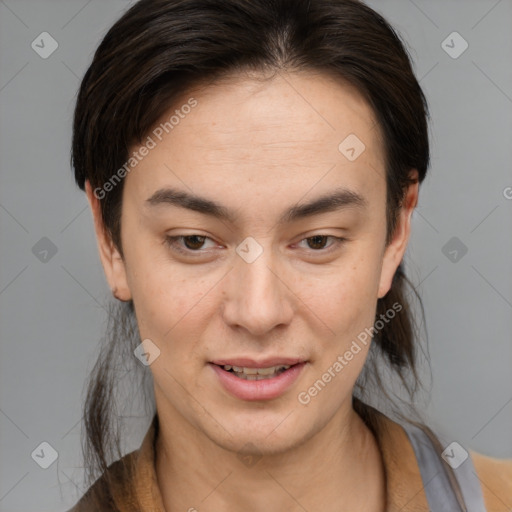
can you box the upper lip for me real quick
[210,357,305,368]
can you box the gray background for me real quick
[0,0,511,510]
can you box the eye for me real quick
[296,235,346,252]
[164,234,217,255]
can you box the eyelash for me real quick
[163,234,347,257]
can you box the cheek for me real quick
[304,254,382,336]
[296,260,380,410]
[121,240,186,335]
[133,274,207,340]
[126,263,216,370]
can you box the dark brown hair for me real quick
[71,0,467,508]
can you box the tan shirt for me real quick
[69,409,512,511]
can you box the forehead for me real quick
[124,70,386,215]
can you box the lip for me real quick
[210,357,305,368]
[209,361,306,401]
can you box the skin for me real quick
[86,70,418,511]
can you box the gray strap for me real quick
[402,422,487,512]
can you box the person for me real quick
[67,0,512,510]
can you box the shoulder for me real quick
[471,450,512,511]
[67,414,160,511]
[66,453,138,512]
[65,471,114,512]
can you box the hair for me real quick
[71,0,467,509]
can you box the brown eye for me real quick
[306,235,330,250]
[182,235,207,250]
[164,234,216,256]
[295,235,347,255]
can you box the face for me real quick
[87,70,417,456]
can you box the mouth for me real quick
[216,363,295,380]
[209,358,307,401]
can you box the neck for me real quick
[155,400,386,512]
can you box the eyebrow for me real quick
[145,186,367,224]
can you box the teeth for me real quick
[254,365,290,376]
[222,364,291,378]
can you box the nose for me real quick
[221,242,294,337]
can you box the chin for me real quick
[203,413,315,458]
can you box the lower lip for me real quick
[209,363,306,401]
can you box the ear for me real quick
[85,181,132,301]
[377,170,419,299]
